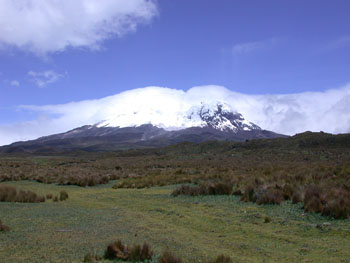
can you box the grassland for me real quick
[1,179,350,263]
[1,132,350,262]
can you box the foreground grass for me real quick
[1,180,350,263]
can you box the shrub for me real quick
[140,242,153,261]
[291,191,303,204]
[46,193,53,199]
[256,189,284,205]
[59,190,69,201]
[104,240,129,260]
[129,244,142,261]
[264,216,271,223]
[240,184,257,203]
[321,188,350,219]
[159,250,182,263]
[304,196,323,213]
[209,255,233,263]
[207,182,233,195]
[53,196,59,202]
[104,240,153,261]
[303,185,322,205]
[0,220,10,232]
[282,184,295,200]
[0,185,45,203]
[83,253,102,263]
[172,185,202,196]
[0,185,17,202]
[303,185,324,213]
[172,182,233,197]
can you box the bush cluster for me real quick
[0,158,121,187]
[172,182,233,196]
[84,240,232,263]
[2,132,350,219]
[302,185,350,219]
[0,185,45,203]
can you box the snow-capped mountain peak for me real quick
[186,102,260,132]
[97,101,260,133]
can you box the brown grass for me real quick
[0,219,10,232]
[209,255,233,263]
[83,253,102,263]
[0,185,45,203]
[59,190,69,201]
[159,250,182,263]
[172,182,233,197]
[103,240,153,261]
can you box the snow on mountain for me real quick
[97,100,261,133]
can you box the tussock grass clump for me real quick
[291,191,303,204]
[322,188,350,219]
[104,240,128,260]
[302,185,350,219]
[83,253,102,263]
[241,184,286,205]
[58,174,111,187]
[240,184,258,203]
[0,185,45,203]
[172,182,233,197]
[0,220,10,232]
[104,240,153,261]
[159,250,182,263]
[209,255,233,263]
[264,216,272,223]
[256,189,284,205]
[59,190,69,201]
[129,243,153,261]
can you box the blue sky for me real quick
[0,0,350,144]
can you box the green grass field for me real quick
[1,180,350,263]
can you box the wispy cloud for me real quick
[1,85,350,146]
[10,80,20,87]
[320,36,350,52]
[28,70,64,88]
[0,0,158,55]
[232,38,280,55]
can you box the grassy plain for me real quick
[1,179,350,263]
[1,132,350,262]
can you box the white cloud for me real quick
[319,36,350,52]
[232,38,280,55]
[10,80,20,87]
[28,70,64,87]
[0,0,158,55]
[1,85,350,146]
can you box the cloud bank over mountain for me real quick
[0,85,350,146]
[0,0,158,54]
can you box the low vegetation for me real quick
[159,250,182,263]
[59,190,69,201]
[84,240,232,263]
[172,182,233,196]
[1,132,350,261]
[0,219,10,232]
[103,240,153,261]
[0,185,45,203]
